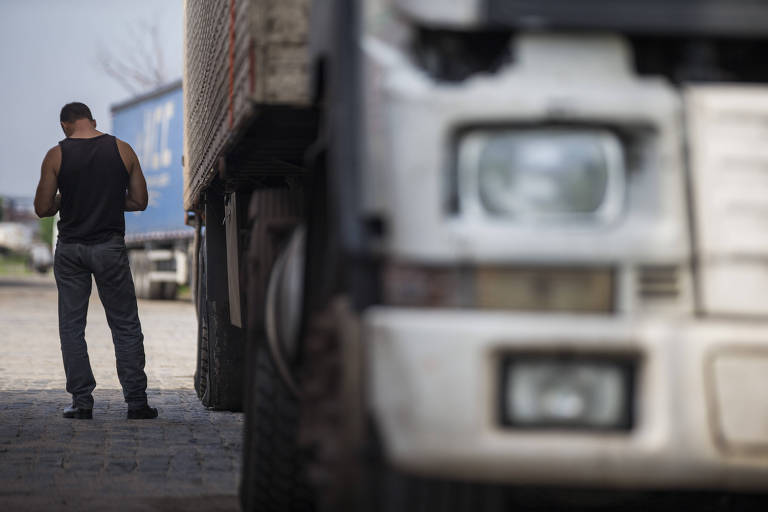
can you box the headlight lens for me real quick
[501,356,635,430]
[457,128,625,222]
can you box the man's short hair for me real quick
[60,102,94,123]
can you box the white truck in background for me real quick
[0,222,34,254]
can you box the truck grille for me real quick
[637,265,679,298]
[383,263,615,313]
[155,259,177,272]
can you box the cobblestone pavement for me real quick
[0,275,242,511]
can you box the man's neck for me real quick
[68,129,103,139]
[67,120,103,139]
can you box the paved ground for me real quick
[0,274,242,511]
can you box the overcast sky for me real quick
[0,0,183,198]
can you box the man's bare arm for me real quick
[34,146,61,218]
[117,139,148,211]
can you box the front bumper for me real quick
[364,308,768,490]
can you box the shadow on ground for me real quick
[0,278,55,288]
[0,388,243,511]
[0,495,239,512]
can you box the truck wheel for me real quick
[299,297,365,512]
[147,281,164,300]
[240,340,313,512]
[194,237,211,404]
[240,189,311,512]
[372,466,506,512]
[146,281,176,300]
[161,282,178,300]
[195,230,242,409]
[191,190,246,410]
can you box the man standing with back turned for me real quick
[34,102,158,420]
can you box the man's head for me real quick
[60,102,96,136]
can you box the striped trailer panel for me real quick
[183,0,311,210]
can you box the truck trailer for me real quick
[184,0,768,510]
[111,81,192,300]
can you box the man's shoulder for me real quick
[44,144,62,166]
[114,138,136,172]
[115,137,132,149]
[115,137,136,156]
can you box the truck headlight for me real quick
[457,128,625,222]
[500,356,636,430]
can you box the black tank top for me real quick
[57,134,128,244]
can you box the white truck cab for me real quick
[184,0,768,509]
[360,0,768,493]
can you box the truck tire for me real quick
[147,281,164,300]
[371,467,506,512]
[195,233,243,410]
[195,190,246,411]
[241,340,313,512]
[299,298,365,512]
[150,281,178,300]
[194,237,211,404]
[161,282,178,300]
[241,189,312,512]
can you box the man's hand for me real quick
[117,139,148,212]
[34,146,61,218]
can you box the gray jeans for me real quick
[54,235,148,409]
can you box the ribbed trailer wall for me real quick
[183,0,311,210]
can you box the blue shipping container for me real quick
[111,81,190,240]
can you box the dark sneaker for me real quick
[63,406,93,419]
[127,405,158,420]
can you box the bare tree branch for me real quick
[96,50,138,95]
[95,19,169,94]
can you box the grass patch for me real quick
[177,284,192,301]
[0,253,32,277]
